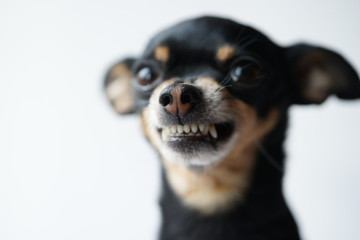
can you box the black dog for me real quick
[103,16,360,240]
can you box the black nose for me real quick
[159,84,202,115]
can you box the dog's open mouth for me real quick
[157,122,235,154]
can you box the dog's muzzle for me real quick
[155,82,235,157]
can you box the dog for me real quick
[103,16,360,240]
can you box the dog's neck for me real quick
[158,114,301,240]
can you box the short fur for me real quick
[103,16,360,240]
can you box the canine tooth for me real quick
[209,124,218,139]
[184,124,190,133]
[177,125,184,133]
[171,126,177,134]
[191,124,198,133]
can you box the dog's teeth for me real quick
[165,127,171,134]
[184,124,190,133]
[200,124,209,135]
[177,125,184,134]
[209,124,218,139]
[199,124,205,132]
[164,124,216,137]
[191,124,198,133]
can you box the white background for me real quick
[0,0,359,239]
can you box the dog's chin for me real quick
[157,122,235,168]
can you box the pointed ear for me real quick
[285,43,360,104]
[104,58,136,114]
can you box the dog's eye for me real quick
[136,67,158,86]
[230,60,262,86]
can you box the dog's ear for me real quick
[104,58,136,114]
[285,44,360,104]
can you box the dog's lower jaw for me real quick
[158,129,239,169]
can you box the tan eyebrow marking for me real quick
[154,45,170,62]
[216,45,236,62]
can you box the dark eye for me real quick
[136,67,158,86]
[230,60,263,86]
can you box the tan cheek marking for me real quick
[216,45,235,62]
[154,45,170,62]
[105,64,133,114]
[163,100,279,215]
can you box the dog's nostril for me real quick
[159,94,172,107]
[180,86,202,104]
[181,93,192,104]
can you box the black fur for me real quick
[104,16,360,240]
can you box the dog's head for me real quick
[104,16,360,170]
